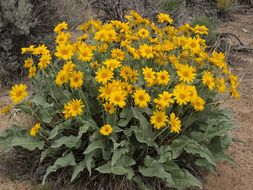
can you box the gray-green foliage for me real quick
[161,0,182,13]
[0,92,235,190]
[0,0,57,85]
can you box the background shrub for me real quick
[0,0,57,86]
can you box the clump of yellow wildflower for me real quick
[17,11,240,140]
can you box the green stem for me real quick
[78,89,92,118]
[153,126,168,141]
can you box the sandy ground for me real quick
[0,6,253,190]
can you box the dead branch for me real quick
[219,32,245,46]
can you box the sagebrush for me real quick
[0,0,57,85]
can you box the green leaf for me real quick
[131,107,157,147]
[213,152,236,165]
[48,124,63,140]
[85,151,96,175]
[133,175,152,190]
[78,124,90,137]
[185,142,216,165]
[96,160,135,180]
[0,127,44,152]
[222,132,233,149]
[71,159,86,182]
[111,147,129,166]
[51,136,81,149]
[32,95,54,108]
[116,155,136,167]
[40,109,52,124]
[195,158,216,173]
[96,161,111,174]
[118,108,133,127]
[43,151,76,184]
[40,148,56,162]
[111,166,134,180]
[170,137,190,159]
[158,145,172,163]
[169,168,202,189]
[12,135,44,150]
[83,139,104,154]
[139,156,174,186]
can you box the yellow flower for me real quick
[109,91,126,108]
[192,25,208,35]
[0,104,12,115]
[98,83,116,100]
[23,58,33,68]
[209,51,226,70]
[184,37,201,54]
[133,89,151,108]
[156,70,170,85]
[142,67,155,87]
[230,87,240,99]
[33,44,50,55]
[176,64,196,83]
[63,99,84,119]
[157,13,173,24]
[21,45,35,54]
[99,124,113,136]
[97,43,109,53]
[103,58,121,70]
[95,29,117,43]
[78,45,93,62]
[56,32,71,44]
[129,69,139,82]
[229,74,239,88]
[155,53,168,65]
[95,66,114,84]
[138,28,150,38]
[173,84,190,105]
[54,21,68,34]
[55,69,69,86]
[120,66,132,81]
[216,77,226,93]
[187,85,198,98]
[30,123,41,137]
[63,61,75,73]
[139,44,154,59]
[154,91,174,110]
[55,44,74,61]
[38,54,51,69]
[103,102,116,114]
[169,113,181,133]
[111,48,125,61]
[28,66,37,78]
[150,110,168,129]
[191,96,205,111]
[70,71,84,89]
[90,61,100,69]
[10,84,28,104]
[202,71,215,91]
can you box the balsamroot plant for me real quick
[0,11,240,189]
